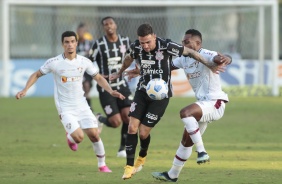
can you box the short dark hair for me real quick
[137,23,153,37]
[101,16,115,24]
[61,31,77,43]
[77,22,86,29]
[185,29,202,41]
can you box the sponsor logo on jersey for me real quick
[155,50,164,60]
[61,76,81,83]
[146,112,158,121]
[188,71,201,79]
[141,60,155,65]
[172,48,179,55]
[143,68,164,75]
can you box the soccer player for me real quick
[15,31,125,173]
[109,24,226,180]
[88,16,133,158]
[151,29,231,182]
[76,22,95,109]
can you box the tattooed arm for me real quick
[182,47,226,73]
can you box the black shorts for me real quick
[83,73,93,88]
[98,84,133,117]
[129,90,170,127]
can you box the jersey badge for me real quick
[155,50,164,60]
[77,67,83,73]
[119,45,126,54]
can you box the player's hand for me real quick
[109,72,120,81]
[15,90,26,99]
[110,90,125,100]
[124,64,140,82]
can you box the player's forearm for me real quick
[95,75,114,94]
[117,54,133,76]
[183,47,216,68]
[23,71,41,92]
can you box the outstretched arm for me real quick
[109,54,134,81]
[124,64,140,82]
[94,73,125,100]
[15,70,43,99]
[183,47,226,74]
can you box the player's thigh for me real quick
[78,108,98,129]
[129,90,149,122]
[98,91,119,117]
[130,91,170,128]
[60,111,80,134]
[143,98,169,127]
[196,100,226,123]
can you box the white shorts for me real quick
[60,108,98,134]
[195,99,226,135]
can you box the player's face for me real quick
[182,34,200,51]
[62,36,77,54]
[102,18,117,36]
[139,34,156,52]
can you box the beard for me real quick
[68,51,74,54]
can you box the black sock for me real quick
[98,116,113,127]
[119,123,128,151]
[126,133,138,166]
[139,134,151,157]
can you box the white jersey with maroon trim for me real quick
[40,54,99,113]
[172,48,229,102]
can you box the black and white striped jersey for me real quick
[128,37,184,97]
[77,39,94,57]
[89,34,131,90]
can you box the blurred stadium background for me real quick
[0,0,281,97]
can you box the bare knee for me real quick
[72,133,84,143]
[108,114,122,128]
[180,108,192,119]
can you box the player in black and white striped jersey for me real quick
[89,17,133,158]
[110,23,224,180]
[76,23,95,109]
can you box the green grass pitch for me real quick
[0,97,281,184]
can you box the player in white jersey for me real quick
[151,29,232,182]
[15,31,125,173]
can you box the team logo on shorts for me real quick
[66,123,71,129]
[130,102,137,112]
[104,105,113,115]
[155,50,164,60]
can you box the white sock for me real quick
[92,139,106,167]
[182,117,206,153]
[67,133,76,143]
[168,143,193,179]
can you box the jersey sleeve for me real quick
[85,58,99,77]
[171,57,183,69]
[40,58,55,75]
[201,49,218,62]
[88,40,99,62]
[166,40,184,57]
[127,41,139,59]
